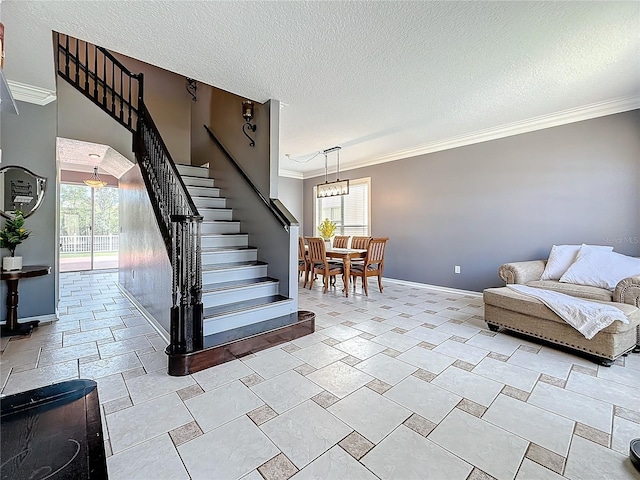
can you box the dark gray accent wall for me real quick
[118,164,172,334]
[0,101,58,320]
[304,110,640,292]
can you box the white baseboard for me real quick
[117,284,170,344]
[383,277,483,298]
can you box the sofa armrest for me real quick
[614,275,640,307]
[498,260,546,284]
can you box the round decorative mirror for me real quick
[0,166,47,219]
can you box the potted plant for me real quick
[317,218,337,248]
[0,210,31,271]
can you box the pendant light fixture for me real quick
[84,166,107,188]
[316,146,349,198]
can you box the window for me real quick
[314,177,370,236]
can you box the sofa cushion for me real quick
[483,287,639,334]
[526,280,612,302]
[560,250,640,290]
[540,244,613,281]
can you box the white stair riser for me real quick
[203,265,268,284]
[201,222,240,234]
[176,165,210,178]
[187,186,220,197]
[201,209,233,221]
[202,282,279,306]
[183,177,215,188]
[201,235,248,248]
[202,249,257,264]
[203,299,296,336]
[194,197,226,209]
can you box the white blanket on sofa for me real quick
[506,284,629,340]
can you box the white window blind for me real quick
[315,177,370,236]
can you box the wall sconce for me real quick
[242,100,257,147]
[316,146,349,198]
[186,78,197,102]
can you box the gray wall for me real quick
[0,101,58,320]
[304,110,640,292]
[118,165,172,334]
[278,176,304,231]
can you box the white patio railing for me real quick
[60,235,119,253]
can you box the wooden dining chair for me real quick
[306,237,344,293]
[350,236,371,267]
[298,236,309,287]
[350,237,388,296]
[351,236,371,250]
[332,235,350,249]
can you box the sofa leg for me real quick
[599,358,614,367]
[487,323,500,332]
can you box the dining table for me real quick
[324,247,367,297]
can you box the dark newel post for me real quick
[137,72,144,108]
[169,221,183,354]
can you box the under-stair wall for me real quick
[119,164,173,335]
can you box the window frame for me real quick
[313,176,371,237]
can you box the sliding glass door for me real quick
[59,183,119,272]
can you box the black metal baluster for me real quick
[127,75,132,128]
[102,53,107,107]
[93,44,98,100]
[74,38,79,84]
[65,34,70,77]
[119,70,124,121]
[111,60,115,114]
[84,41,89,92]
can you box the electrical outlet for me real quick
[454,266,461,274]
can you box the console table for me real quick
[1,265,51,337]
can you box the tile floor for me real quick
[1,270,639,479]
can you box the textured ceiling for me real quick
[57,138,134,178]
[2,1,639,177]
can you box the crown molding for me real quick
[7,80,57,106]
[278,169,304,179]
[301,95,640,179]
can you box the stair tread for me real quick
[202,246,256,253]
[180,174,213,180]
[202,276,278,292]
[202,260,267,272]
[201,233,248,238]
[192,194,225,199]
[204,295,290,318]
[202,220,239,224]
[203,312,300,349]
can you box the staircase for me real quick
[54,32,311,375]
[176,164,293,336]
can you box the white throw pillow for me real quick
[559,250,640,290]
[540,244,613,281]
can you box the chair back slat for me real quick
[333,236,349,248]
[351,236,371,250]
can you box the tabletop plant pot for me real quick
[2,255,22,271]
